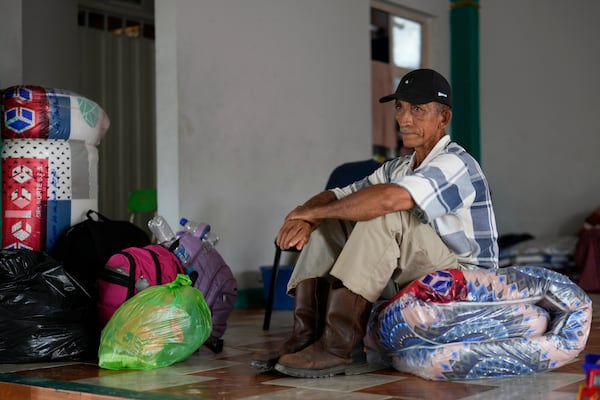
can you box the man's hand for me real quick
[285,204,317,224]
[276,218,313,251]
[275,191,335,250]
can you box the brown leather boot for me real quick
[274,285,372,378]
[250,277,329,371]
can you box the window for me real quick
[370,1,429,159]
[78,7,155,39]
[371,1,428,92]
[391,16,421,70]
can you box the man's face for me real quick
[394,100,450,152]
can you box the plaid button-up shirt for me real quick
[330,135,499,269]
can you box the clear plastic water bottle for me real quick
[148,215,193,272]
[147,215,176,245]
[179,217,219,246]
[173,244,191,270]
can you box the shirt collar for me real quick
[410,135,451,170]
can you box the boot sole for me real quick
[274,362,347,378]
[250,358,277,372]
[274,361,385,378]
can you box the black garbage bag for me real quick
[0,249,96,362]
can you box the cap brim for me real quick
[378,93,450,106]
[378,94,396,103]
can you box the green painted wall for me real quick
[450,0,481,162]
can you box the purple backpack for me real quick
[96,244,184,328]
[178,230,237,353]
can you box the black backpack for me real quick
[50,210,151,296]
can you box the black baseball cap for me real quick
[378,68,452,108]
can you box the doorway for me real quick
[78,0,156,229]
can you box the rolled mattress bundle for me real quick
[1,85,109,251]
[365,266,592,381]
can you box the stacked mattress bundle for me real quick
[499,235,578,271]
[1,85,110,251]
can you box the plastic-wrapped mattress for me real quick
[1,139,98,251]
[1,85,109,145]
[1,85,108,252]
[365,266,592,380]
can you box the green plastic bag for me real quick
[98,274,212,370]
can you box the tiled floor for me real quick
[0,294,598,400]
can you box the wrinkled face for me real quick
[394,100,451,152]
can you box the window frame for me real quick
[370,0,430,88]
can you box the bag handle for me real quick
[98,266,132,287]
[86,209,112,222]
[145,248,163,284]
[123,252,137,299]
[99,249,162,299]
[98,251,137,299]
[166,238,188,275]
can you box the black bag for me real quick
[0,249,96,362]
[51,210,151,296]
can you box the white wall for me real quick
[155,0,452,289]
[480,0,600,237]
[0,0,23,88]
[157,0,373,288]
[155,1,179,236]
[21,0,79,90]
[0,0,78,90]
[1,0,78,90]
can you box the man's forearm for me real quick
[296,184,415,222]
[286,190,337,229]
[303,190,337,209]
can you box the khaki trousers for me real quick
[287,211,459,303]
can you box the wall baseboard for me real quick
[234,288,265,309]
